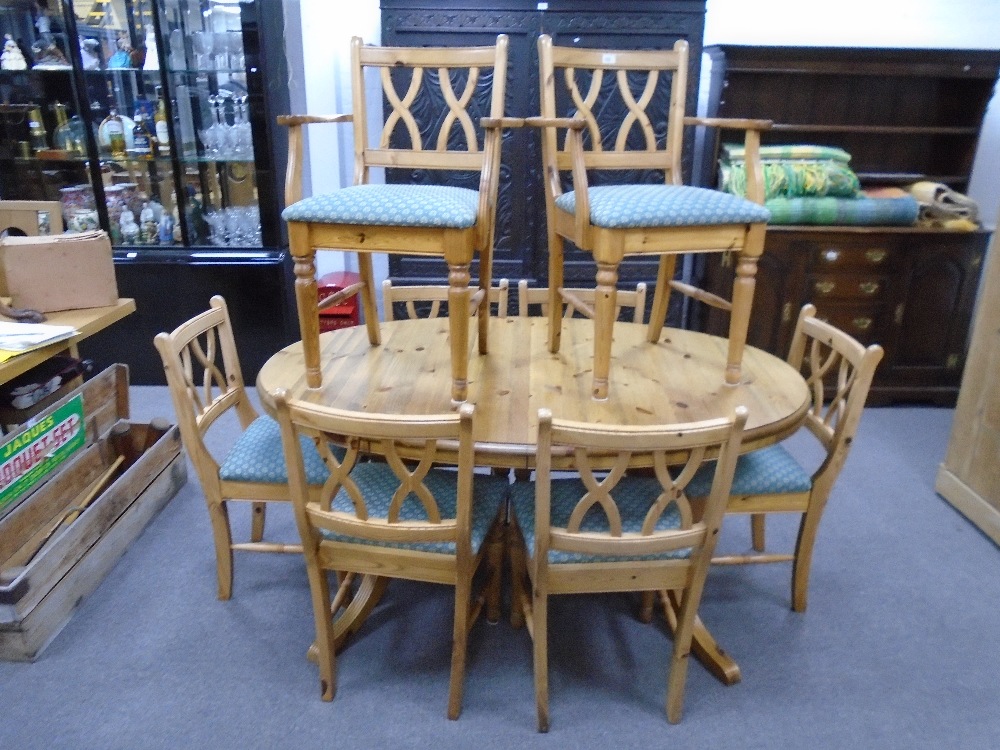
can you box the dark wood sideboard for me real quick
[697,46,998,405]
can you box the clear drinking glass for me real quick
[225,31,244,71]
[191,31,215,70]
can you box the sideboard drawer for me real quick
[808,273,890,301]
[810,302,888,347]
[804,239,902,272]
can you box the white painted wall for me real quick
[292,0,382,283]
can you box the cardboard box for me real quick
[0,201,63,238]
[0,231,119,312]
[0,365,187,661]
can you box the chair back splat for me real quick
[279,36,514,404]
[531,34,772,399]
[508,406,747,729]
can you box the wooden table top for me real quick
[0,299,136,387]
[257,316,810,469]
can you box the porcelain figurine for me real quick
[0,34,27,70]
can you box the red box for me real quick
[317,271,360,332]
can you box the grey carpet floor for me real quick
[1,387,997,749]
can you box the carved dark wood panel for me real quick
[381,0,707,322]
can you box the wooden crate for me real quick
[0,365,187,660]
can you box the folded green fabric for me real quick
[764,196,920,226]
[722,143,852,163]
[721,160,861,200]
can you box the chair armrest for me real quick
[683,116,772,132]
[276,114,353,127]
[524,118,590,239]
[524,115,586,130]
[683,117,772,205]
[277,114,354,206]
[480,116,526,129]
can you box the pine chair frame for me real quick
[154,296,301,601]
[509,407,747,729]
[279,35,513,404]
[516,279,647,322]
[532,34,771,399]
[274,394,505,719]
[712,304,884,612]
[382,278,510,321]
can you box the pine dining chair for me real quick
[274,392,509,718]
[154,296,329,600]
[508,406,747,730]
[531,34,772,399]
[680,304,884,613]
[279,35,514,405]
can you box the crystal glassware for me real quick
[191,31,215,70]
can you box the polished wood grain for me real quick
[257,317,809,470]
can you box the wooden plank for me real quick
[0,448,186,660]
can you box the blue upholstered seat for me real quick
[320,464,509,555]
[282,184,481,229]
[553,184,770,229]
[683,443,813,499]
[510,477,692,564]
[219,415,330,485]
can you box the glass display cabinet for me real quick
[0,0,282,247]
[0,0,295,383]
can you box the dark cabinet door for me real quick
[380,0,707,294]
[888,234,987,395]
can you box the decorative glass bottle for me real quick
[101,83,127,158]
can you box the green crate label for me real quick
[0,394,86,513]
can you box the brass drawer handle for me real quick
[853,317,873,331]
[822,249,840,263]
[858,281,880,295]
[814,280,836,295]
[865,249,887,264]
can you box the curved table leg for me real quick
[307,573,390,662]
[658,589,741,686]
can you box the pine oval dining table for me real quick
[257,315,811,687]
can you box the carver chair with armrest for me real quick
[154,296,329,600]
[507,406,747,730]
[532,34,772,399]
[274,393,509,718]
[678,304,884,613]
[383,278,510,321]
[279,35,515,404]
[517,279,646,322]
